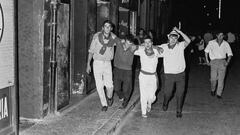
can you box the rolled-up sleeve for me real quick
[226,43,233,56]
[204,43,210,53]
[157,44,166,57]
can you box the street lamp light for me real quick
[218,0,221,19]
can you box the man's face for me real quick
[144,39,152,49]
[125,40,132,48]
[216,33,224,41]
[102,23,112,34]
[168,35,178,45]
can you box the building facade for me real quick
[17,0,172,120]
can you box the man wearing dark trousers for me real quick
[158,27,191,118]
[113,34,137,109]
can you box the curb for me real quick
[95,95,140,135]
[108,96,140,135]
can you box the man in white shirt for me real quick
[86,20,120,112]
[205,31,233,99]
[134,36,163,118]
[159,27,191,118]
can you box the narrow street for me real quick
[115,51,240,135]
[1,0,240,134]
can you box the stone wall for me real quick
[18,0,44,119]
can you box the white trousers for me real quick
[93,60,113,106]
[139,73,157,115]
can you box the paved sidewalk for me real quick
[20,79,140,135]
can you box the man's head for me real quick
[121,34,134,48]
[143,36,153,49]
[215,31,224,42]
[168,30,180,45]
[125,34,134,43]
[139,28,145,35]
[102,20,113,34]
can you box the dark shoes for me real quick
[176,112,182,118]
[217,95,222,99]
[101,106,108,112]
[107,97,113,106]
[211,91,222,99]
[211,91,215,96]
[119,101,128,109]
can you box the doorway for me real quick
[56,3,70,111]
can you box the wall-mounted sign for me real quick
[0,0,15,89]
[0,88,10,129]
[0,0,15,134]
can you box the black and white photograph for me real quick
[0,0,240,135]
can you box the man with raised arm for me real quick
[158,27,191,118]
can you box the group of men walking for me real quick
[86,20,233,118]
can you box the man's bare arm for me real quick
[86,52,93,74]
[173,27,191,47]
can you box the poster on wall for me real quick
[0,88,11,130]
[0,0,15,89]
[97,0,110,31]
[119,0,129,9]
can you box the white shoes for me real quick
[142,114,147,118]
[119,98,124,102]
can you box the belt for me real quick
[140,70,157,75]
[140,70,159,88]
[212,58,226,60]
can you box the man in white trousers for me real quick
[205,30,233,99]
[86,20,120,111]
[134,36,163,118]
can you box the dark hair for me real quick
[138,28,146,35]
[139,28,144,31]
[144,35,152,41]
[125,34,135,43]
[215,30,224,35]
[102,20,113,27]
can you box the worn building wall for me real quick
[71,0,88,93]
[139,0,147,29]
[18,0,44,118]
[109,0,119,34]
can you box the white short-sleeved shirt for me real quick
[204,39,233,60]
[134,47,161,73]
[88,32,116,61]
[159,42,186,74]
